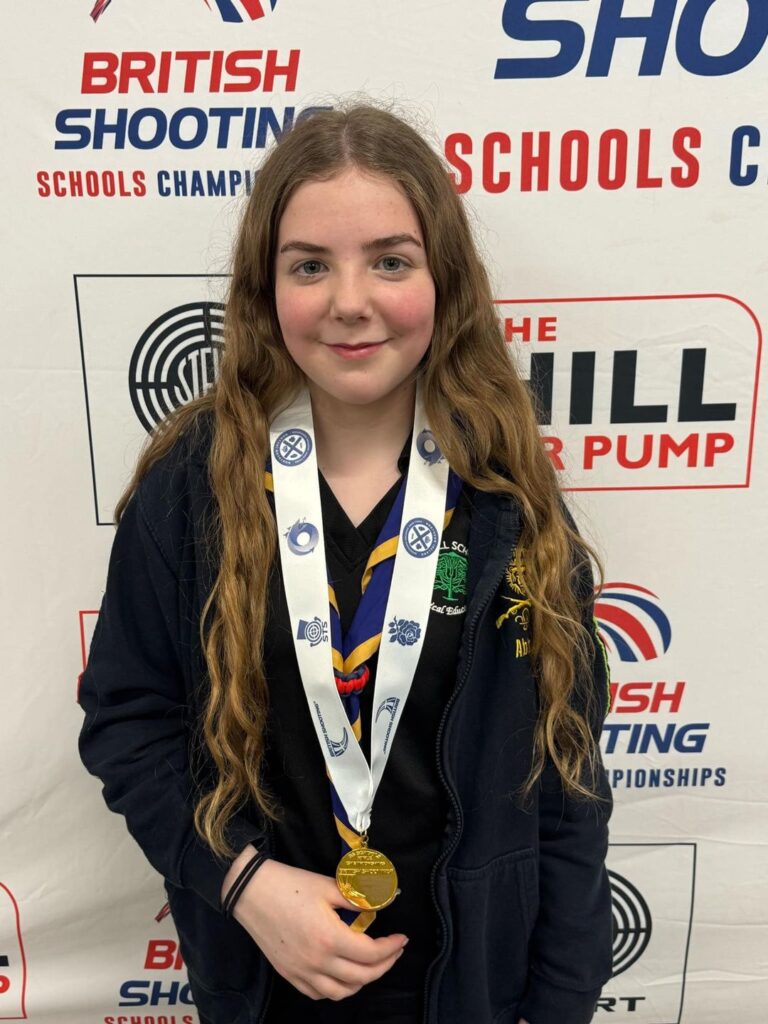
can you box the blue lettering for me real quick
[730,125,760,186]
[127,108,166,149]
[496,0,586,79]
[168,107,208,149]
[118,980,149,1007]
[496,0,768,78]
[54,109,93,150]
[677,0,768,75]
[587,0,676,77]
[119,979,194,1006]
[672,721,708,753]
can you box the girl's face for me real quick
[274,165,435,409]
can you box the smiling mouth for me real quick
[329,341,386,349]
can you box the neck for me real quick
[309,379,417,477]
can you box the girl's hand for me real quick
[229,856,409,1000]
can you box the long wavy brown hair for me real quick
[115,99,607,859]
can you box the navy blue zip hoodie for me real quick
[78,418,613,1024]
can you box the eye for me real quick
[377,255,409,273]
[294,259,326,277]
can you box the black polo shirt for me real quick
[261,437,473,1023]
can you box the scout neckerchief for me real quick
[266,380,463,932]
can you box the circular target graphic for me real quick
[303,618,324,644]
[129,301,225,432]
[609,870,652,976]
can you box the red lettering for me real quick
[671,126,701,187]
[584,435,612,469]
[225,50,263,92]
[445,133,473,194]
[520,130,550,191]
[118,52,156,94]
[636,128,663,188]
[145,938,184,970]
[482,133,511,194]
[649,681,685,713]
[597,129,628,190]
[704,432,734,466]
[175,50,211,92]
[263,48,299,91]
[560,130,589,191]
[81,52,118,93]
[542,436,564,470]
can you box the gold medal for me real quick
[336,835,399,911]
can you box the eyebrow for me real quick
[278,233,423,256]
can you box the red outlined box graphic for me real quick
[76,609,100,701]
[496,293,761,491]
[0,884,27,1020]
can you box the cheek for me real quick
[386,281,436,334]
[275,283,324,340]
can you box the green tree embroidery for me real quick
[434,551,467,601]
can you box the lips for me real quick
[327,340,387,359]
[329,341,385,349]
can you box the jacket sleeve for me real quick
[518,530,613,1024]
[77,485,267,913]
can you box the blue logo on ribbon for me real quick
[375,696,401,722]
[375,696,401,754]
[297,617,328,646]
[417,428,443,465]
[403,517,438,557]
[285,518,319,555]
[313,701,348,758]
[388,617,422,646]
[274,428,312,466]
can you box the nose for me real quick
[329,265,373,323]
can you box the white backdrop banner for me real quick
[2,1,766,1022]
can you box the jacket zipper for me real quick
[421,554,510,1024]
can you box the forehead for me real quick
[277,167,422,240]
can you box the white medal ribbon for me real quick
[269,380,449,834]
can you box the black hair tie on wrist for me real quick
[222,850,268,919]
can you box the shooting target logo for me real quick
[609,870,652,976]
[296,617,328,647]
[128,301,224,433]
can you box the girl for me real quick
[78,101,613,1024]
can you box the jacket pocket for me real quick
[164,880,270,1019]
[441,848,539,1022]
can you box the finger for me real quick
[326,946,404,987]
[330,925,408,965]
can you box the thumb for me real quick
[324,876,366,910]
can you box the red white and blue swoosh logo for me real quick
[90,0,279,22]
[595,583,672,662]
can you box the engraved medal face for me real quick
[336,847,399,911]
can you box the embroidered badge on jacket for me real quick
[496,548,532,657]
